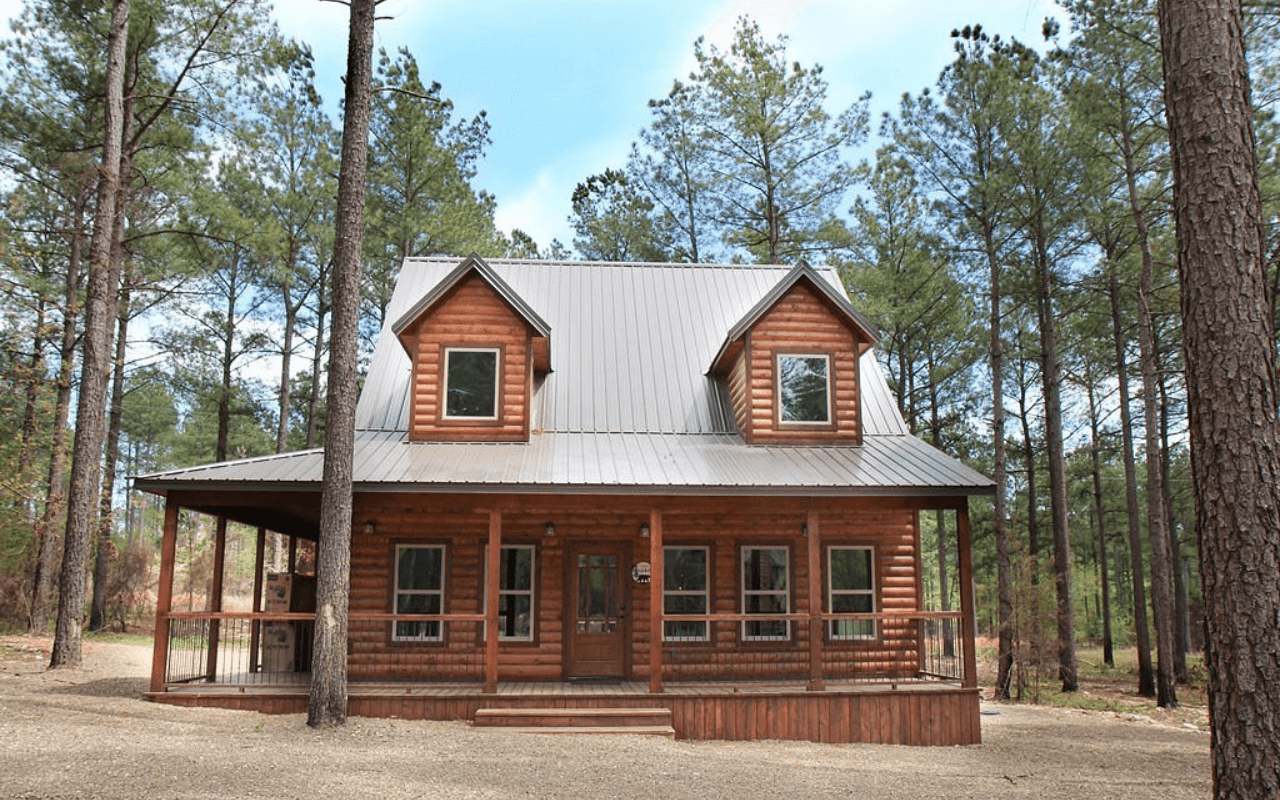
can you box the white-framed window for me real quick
[484,545,535,641]
[777,353,831,424]
[828,546,876,640]
[741,546,789,641]
[394,544,445,642]
[443,347,499,419]
[663,546,709,642]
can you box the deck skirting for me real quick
[146,683,981,745]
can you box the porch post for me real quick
[484,510,501,693]
[806,508,824,691]
[648,508,663,694]
[956,499,979,689]
[204,516,228,681]
[149,496,180,693]
[249,527,266,673]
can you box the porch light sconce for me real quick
[364,520,376,536]
[640,523,650,538]
[543,521,556,538]
[802,523,809,538]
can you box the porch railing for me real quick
[158,609,964,688]
[660,610,965,684]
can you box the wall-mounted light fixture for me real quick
[801,523,809,538]
[640,522,650,538]
[364,520,376,536]
[543,521,556,538]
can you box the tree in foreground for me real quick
[1158,0,1280,795]
[308,0,379,727]
[48,0,130,669]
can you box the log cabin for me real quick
[135,254,994,744]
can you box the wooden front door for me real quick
[566,545,628,678]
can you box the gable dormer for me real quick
[709,263,878,445]
[392,254,550,442]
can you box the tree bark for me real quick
[49,0,130,669]
[308,0,376,727]
[1159,0,1280,794]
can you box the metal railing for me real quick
[660,611,965,684]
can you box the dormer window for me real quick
[778,354,831,424]
[444,347,499,419]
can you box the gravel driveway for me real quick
[0,637,1210,799]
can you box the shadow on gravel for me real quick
[50,677,149,699]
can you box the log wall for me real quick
[399,272,534,441]
[347,493,921,683]
[723,281,868,444]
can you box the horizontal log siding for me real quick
[348,494,918,684]
[659,506,919,680]
[740,282,864,444]
[404,272,532,441]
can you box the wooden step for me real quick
[473,706,674,735]
[481,725,675,737]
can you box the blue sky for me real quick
[3,0,1060,251]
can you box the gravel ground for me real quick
[0,636,1210,800]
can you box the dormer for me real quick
[392,254,551,442]
[709,263,879,445]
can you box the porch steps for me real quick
[472,707,675,737]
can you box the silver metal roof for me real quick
[136,257,993,498]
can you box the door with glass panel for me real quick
[566,545,627,678]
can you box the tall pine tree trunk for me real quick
[1108,264,1156,697]
[1085,364,1114,667]
[29,192,87,635]
[308,0,376,727]
[1159,0,1280,793]
[50,0,130,669]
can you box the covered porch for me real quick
[143,489,982,744]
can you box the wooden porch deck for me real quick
[148,677,981,745]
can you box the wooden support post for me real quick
[648,508,664,694]
[806,508,824,691]
[288,535,298,574]
[956,499,979,690]
[484,510,501,693]
[205,516,228,682]
[149,497,180,693]
[249,527,266,673]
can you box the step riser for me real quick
[474,707,673,731]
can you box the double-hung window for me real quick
[741,546,789,641]
[663,546,709,642]
[777,354,831,424]
[394,544,445,642]
[828,546,875,640]
[491,545,535,641]
[444,347,499,419]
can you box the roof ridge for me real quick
[400,256,832,271]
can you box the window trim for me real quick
[827,545,877,641]
[392,543,446,643]
[442,346,501,421]
[776,352,833,426]
[662,545,710,643]
[740,545,791,642]
[483,544,537,643]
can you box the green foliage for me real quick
[572,15,868,264]
[363,47,501,337]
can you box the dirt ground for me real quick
[0,636,1210,800]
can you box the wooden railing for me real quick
[158,609,966,688]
